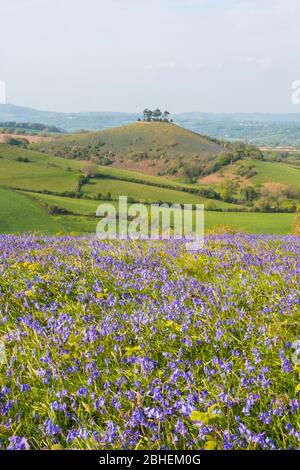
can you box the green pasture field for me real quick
[81,178,236,209]
[0,187,61,233]
[19,191,294,235]
[0,144,81,192]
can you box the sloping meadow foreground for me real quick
[0,235,299,450]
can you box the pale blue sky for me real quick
[0,0,299,112]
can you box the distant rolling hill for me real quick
[3,103,300,146]
[0,103,139,132]
[175,112,300,122]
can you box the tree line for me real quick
[0,121,63,133]
[140,109,172,123]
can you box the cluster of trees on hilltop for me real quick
[141,109,172,122]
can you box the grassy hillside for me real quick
[0,187,61,233]
[200,158,300,189]
[0,144,81,192]
[35,121,224,156]
[0,122,298,235]
[0,144,234,209]
[250,160,300,187]
[34,122,231,177]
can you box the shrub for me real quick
[16,156,31,163]
[3,136,29,146]
[44,204,72,215]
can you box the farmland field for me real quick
[251,160,300,187]
[0,125,299,237]
[203,158,300,189]
[60,211,294,235]
[81,178,236,208]
[0,187,61,233]
[98,165,196,188]
[0,145,81,192]
[0,235,299,450]
[17,191,295,234]
[204,211,294,234]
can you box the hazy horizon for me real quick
[1,0,300,114]
[3,102,300,116]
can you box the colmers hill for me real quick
[34,122,262,180]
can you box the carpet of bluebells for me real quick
[0,234,299,450]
